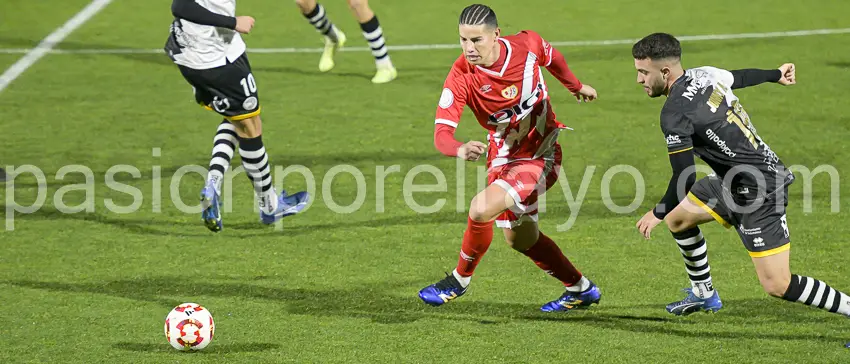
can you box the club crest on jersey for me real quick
[501,85,518,99]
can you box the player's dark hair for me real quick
[632,33,682,61]
[459,4,498,29]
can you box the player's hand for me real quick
[574,84,598,103]
[235,16,255,34]
[457,141,487,161]
[636,210,663,240]
[777,63,795,85]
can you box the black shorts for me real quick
[687,175,791,258]
[178,53,260,121]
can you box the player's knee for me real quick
[231,116,262,139]
[665,217,691,234]
[294,0,314,12]
[347,0,368,11]
[761,276,792,298]
[467,204,489,222]
[468,196,492,223]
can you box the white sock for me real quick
[565,276,591,293]
[258,187,279,215]
[452,269,471,288]
[692,280,716,299]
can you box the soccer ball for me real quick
[164,303,215,351]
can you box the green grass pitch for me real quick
[1,0,849,362]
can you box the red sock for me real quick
[455,217,495,277]
[522,232,583,287]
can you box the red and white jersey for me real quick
[435,30,567,168]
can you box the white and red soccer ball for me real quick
[164,303,215,351]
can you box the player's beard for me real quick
[647,80,665,98]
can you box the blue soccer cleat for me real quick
[666,288,723,316]
[200,181,223,233]
[418,272,468,306]
[845,342,849,349]
[260,190,310,224]
[540,282,602,312]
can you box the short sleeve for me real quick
[435,62,469,128]
[661,106,694,154]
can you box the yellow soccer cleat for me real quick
[371,65,397,84]
[318,28,345,73]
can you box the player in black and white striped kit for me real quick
[293,0,397,84]
[165,0,309,232]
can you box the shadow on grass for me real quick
[7,277,848,345]
[111,342,281,353]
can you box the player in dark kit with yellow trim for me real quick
[631,34,850,345]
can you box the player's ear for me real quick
[661,66,670,80]
[494,27,501,39]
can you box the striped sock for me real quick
[303,4,339,43]
[237,135,278,215]
[359,15,391,68]
[207,120,237,193]
[673,228,716,299]
[783,274,850,316]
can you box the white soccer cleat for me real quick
[371,65,397,84]
[319,28,346,72]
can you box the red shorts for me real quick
[487,145,562,229]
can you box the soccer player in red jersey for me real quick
[418,4,601,312]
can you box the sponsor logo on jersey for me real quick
[501,84,518,99]
[488,84,543,124]
[706,128,737,157]
[666,135,682,146]
[479,84,492,93]
[439,88,454,109]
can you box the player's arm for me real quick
[530,31,597,102]
[543,46,582,93]
[637,107,695,238]
[653,149,697,219]
[653,108,696,219]
[433,66,486,161]
[729,69,782,89]
[171,0,237,29]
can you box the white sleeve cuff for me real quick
[435,119,458,128]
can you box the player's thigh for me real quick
[665,198,717,232]
[752,250,791,297]
[739,192,792,296]
[469,183,514,222]
[198,55,261,125]
[667,176,735,232]
[230,115,263,139]
[502,219,539,251]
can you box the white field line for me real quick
[0,27,848,56]
[0,0,113,93]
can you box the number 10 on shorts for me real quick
[240,74,257,97]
